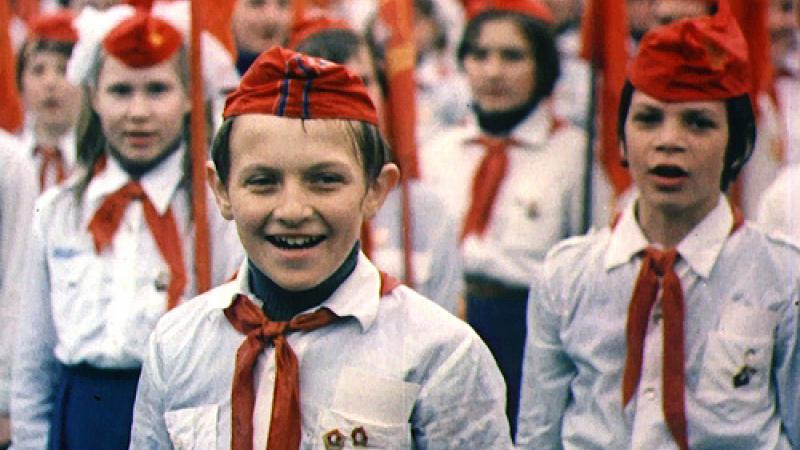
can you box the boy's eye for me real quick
[683,112,718,131]
[107,83,133,96]
[29,63,46,76]
[469,48,489,60]
[309,172,345,187]
[500,48,528,62]
[146,82,172,95]
[631,109,662,126]
[247,175,278,188]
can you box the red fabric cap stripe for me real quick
[223,46,378,125]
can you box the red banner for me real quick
[580,0,631,197]
[0,0,23,133]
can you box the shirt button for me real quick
[643,387,657,401]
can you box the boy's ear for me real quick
[362,163,400,220]
[207,161,234,220]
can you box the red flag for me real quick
[378,0,418,287]
[0,0,23,133]
[728,0,772,108]
[202,0,237,58]
[189,0,214,294]
[580,0,631,198]
[11,0,39,22]
[379,0,419,179]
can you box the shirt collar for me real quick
[604,194,732,279]
[86,146,185,215]
[215,253,382,332]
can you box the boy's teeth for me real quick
[271,235,323,249]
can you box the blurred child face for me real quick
[232,0,290,54]
[21,50,81,131]
[463,18,536,113]
[91,54,190,172]
[209,115,398,291]
[623,90,728,220]
[769,0,799,68]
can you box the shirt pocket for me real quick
[313,366,421,449]
[696,331,774,421]
[48,246,94,303]
[164,404,218,450]
[315,408,413,449]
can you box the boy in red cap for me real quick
[13,10,82,192]
[10,3,242,449]
[517,1,800,448]
[129,46,513,449]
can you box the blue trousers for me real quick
[48,364,141,450]
[467,293,528,441]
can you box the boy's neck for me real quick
[635,196,720,249]
[34,120,71,147]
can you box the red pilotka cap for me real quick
[28,11,78,43]
[287,14,353,50]
[464,0,555,23]
[628,0,751,101]
[102,8,182,68]
[223,46,378,125]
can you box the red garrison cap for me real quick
[287,14,353,50]
[102,11,182,68]
[223,46,378,125]
[464,0,554,24]
[628,0,750,101]
[28,11,78,43]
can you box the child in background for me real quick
[11,3,242,449]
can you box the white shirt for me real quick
[130,254,513,449]
[11,148,244,449]
[0,137,37,414]
[420,106,587,287]
[517,196,800,449]
[16,126,77,192]
[756,162,800,244]
[370,181,463,314]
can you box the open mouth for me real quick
[42,98,61,108]
[649,165,688,178]
[267,235,326,250]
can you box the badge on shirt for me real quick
[154,270,170,292]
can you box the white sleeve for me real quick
[0,150,37,414]
[10,204,60,450]
[129,326,174,449]
[515,266,574,449]
[411,331,514,449]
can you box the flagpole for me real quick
[190,0,211,293]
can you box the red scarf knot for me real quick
[460,135,519,241]
[33,145,66,191]
[87,180,186,309]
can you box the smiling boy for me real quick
[129,47,512,449]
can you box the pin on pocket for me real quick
[732,348,758,388]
